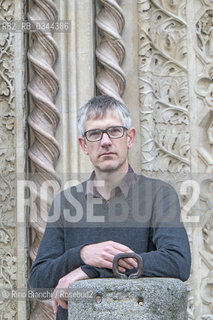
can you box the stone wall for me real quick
[0,0,212,319]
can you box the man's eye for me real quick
[109,127,121,134]
[88,130,101,137]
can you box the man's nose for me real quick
[100,132,112,145]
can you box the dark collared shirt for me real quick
[86,165,139,201]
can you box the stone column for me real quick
[27,0,61,319]
[27,0,96,319]
[95,0,141,171]
[95,0,126,101]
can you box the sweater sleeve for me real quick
[140,182,191,281]
[29,193,85,290]
[81,265,114,278]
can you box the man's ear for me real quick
[127,127,136,150]
[78,137,89,155]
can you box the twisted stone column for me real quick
[27,0,61,319]
[96,0,126,101]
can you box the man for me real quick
[30,95,191,320]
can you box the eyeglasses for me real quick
[83,126,128,142]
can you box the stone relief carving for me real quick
[200,178,213,318]
[138,1,210,319]
[138,1,213,319]
[196,10,213,59]
[195,5,213,316]
[196,60,213,171]
[138,0,190,174]
[203,215,213,254]
[0,150,16,226]
[27,0,61,319]
[0,249,17,319]
[202,316,213,320]
[195,3,213,170]
[196,65,213,108]
[0,1,17,319]
[201,250,213,316]
[96,0,126,101]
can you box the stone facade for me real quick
[0,0,212,319]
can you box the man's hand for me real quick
[80,241,137,272]
[52,267,88,314]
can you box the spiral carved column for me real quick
[27,0,61,319]
[96,0,126,101]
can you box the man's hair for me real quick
[77,95,131,136]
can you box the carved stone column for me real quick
[0,1,17,317]
[27,0,61,319]
[189,0,213,318]
[95,0,141,171]
[0,0,27,319]
[96,0,126,101]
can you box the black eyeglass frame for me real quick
[83,126,128,142]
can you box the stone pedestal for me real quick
[68,278,188,320]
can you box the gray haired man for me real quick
[30,95,191,320]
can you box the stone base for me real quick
[68,278,188,320]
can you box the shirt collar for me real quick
[85,165,138,199]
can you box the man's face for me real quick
[78,111,135,174]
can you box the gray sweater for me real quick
[30,174,191,320]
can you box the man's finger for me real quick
[118,258,137,269]
[118,260,133,270]
[112,242,133,253]
[52,299,58,314]
[123,258,138,268]
[118,266,126,273]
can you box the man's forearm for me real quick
[30,233,85,289]
[52,267,89,313]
